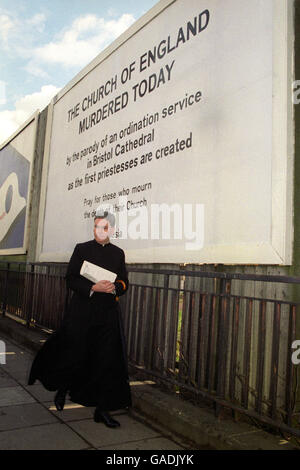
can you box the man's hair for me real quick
[94,211,115,227]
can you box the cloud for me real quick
[32,13,135,68]
[0,81,6,105]
[25,13,46,33]
[0,85,60,144]
[24,62,50,79]
[0,14,15,45]
[107,8,119,18]
[0,10,136,144]
[0,10,46,55]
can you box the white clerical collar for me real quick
[94,238,110,247]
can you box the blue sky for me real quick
[0,0,158,143]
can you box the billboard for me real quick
[38,0,294,264]
[0,112,38,255]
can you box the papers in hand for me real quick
[80,260,117,283]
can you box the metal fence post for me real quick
[215,277,231,418]
[25,264,34,328]
[1,262,10,317]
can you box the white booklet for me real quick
[80,260,117,283]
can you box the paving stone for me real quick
[44,401,127,422]
[2,361,32,383]
[2,347,30,364]
[24,383,55,403]
[226,430,295,450]
[44,400,94,421]
[98,436,185,450]
[0,378,18,388]
[0,368,18,388]
[0,343,37,386]
[1,342,33,372]
[0,423,91,450]
[0,402,58,431]
[0,386,36,407]
[69,413,160,448]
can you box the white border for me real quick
[271,0,294,264]
[0,110,39,256]
[35,100,54,262]
[36,0,294,265]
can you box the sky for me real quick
[0,0,158,144]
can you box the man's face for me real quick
[94,217,114,242]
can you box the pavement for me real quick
[0,315,299,451]
[0,334,190,450]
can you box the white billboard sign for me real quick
[38,0,294,264]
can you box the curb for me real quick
[0,315,298,450]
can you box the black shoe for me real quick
[54,389,67,411]
[94,409,120,428]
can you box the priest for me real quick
[28,210,131,428]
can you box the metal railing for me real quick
[1,261,300,439]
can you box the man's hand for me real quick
[91,280,115,293]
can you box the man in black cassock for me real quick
[28,211,131,427]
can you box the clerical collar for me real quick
[94,238,110,247]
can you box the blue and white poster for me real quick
[0,113,37,254]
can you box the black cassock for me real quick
[28,239,132,411]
